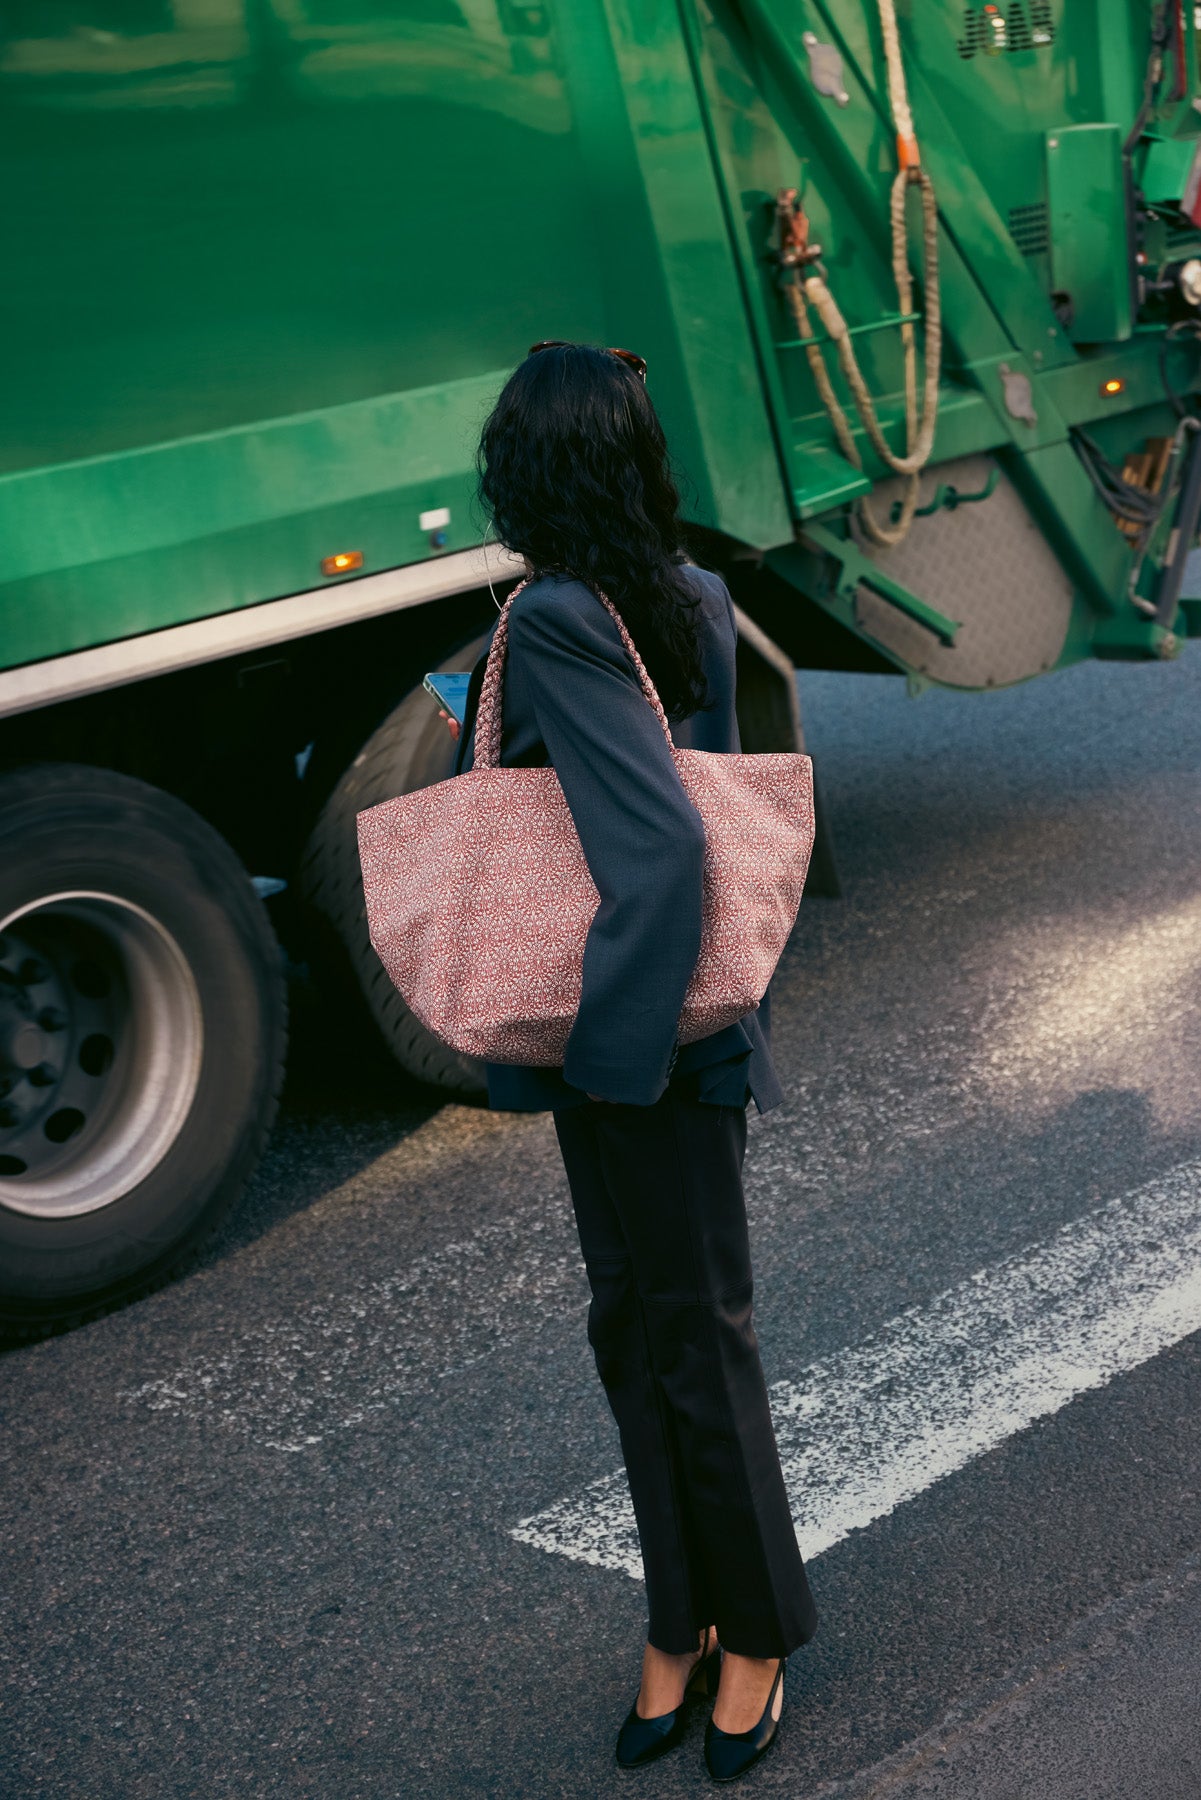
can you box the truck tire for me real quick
[300,639,490,1099]
[0,764,287,1339]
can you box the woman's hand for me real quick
[438,708,461,741]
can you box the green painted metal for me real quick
[1140,132,1198,204]
[793,447,872,517]
[1046,125,1133,343]
[0,376,508,660]
[1,0,1199,690]
[912,468,1001,517]
[801,523,964,644]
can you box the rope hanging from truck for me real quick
[779,0,941,549]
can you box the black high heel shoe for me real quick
[615,1627,721,1770]
[704,1655,786,1783]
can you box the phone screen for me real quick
[423,671,473,724]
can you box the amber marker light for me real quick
[1100,378,1124,397]
[320,549,364,576]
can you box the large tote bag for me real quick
[356,578,815,1067]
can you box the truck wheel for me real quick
[300,639,490,1099]
[0,764,287,1339]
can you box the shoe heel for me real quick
[688,1646,721,1698]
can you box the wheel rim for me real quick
[0,893,203,1219]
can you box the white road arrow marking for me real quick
[511,1159,1201,1576]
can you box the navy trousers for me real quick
[552,1090,818,1657]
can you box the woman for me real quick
[445,341,818,1782]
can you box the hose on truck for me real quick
[781,0,941,549]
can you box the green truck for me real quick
[3,0,1200,1333]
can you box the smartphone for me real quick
[422,671,473,724]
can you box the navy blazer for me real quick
[454,564,785,1116]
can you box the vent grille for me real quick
[957,1,1055,59]
[1007,201,1050,256]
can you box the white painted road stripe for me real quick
[511,1159,1201,1577]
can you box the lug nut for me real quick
[17,958,47,986]
[37,1007,67,1032]
[27,1063,57,1088]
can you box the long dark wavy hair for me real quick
[477,342,714,721]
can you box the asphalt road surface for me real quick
[4,637,1201,1800]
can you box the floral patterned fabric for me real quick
[356,577,816,1070]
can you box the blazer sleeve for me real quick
[507,588,706,1105]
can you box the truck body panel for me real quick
[6,0,1198,688]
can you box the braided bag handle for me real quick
[473,576,676,769]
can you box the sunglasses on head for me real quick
[528,340,648,382]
